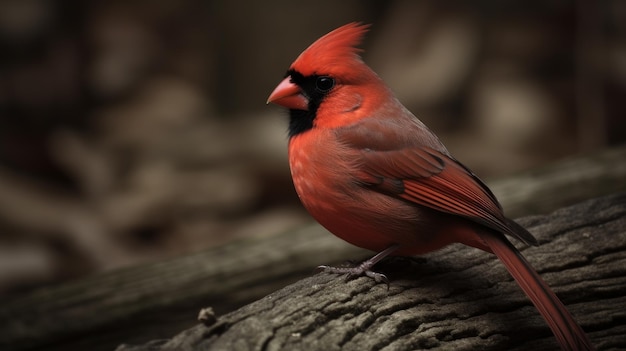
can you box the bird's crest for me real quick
[290,22,370,77]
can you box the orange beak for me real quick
[267,77,309,110]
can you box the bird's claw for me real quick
[316,264,390,288]
[364,270,389,285]
[315,245,399,289]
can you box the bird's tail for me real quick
[481,232,595,350]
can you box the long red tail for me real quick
[481,232,594,350]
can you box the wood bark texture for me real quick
[116,193,626,351]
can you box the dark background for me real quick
[0,0,624,298]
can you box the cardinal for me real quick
[267,22,593,350]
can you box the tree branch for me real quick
[117,193,626,351]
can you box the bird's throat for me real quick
[288,108,316,137]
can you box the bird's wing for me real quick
[338,123,538,245]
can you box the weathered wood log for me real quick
[0,146,624,351]
[117,193,626,351]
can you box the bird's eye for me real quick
[315,76,335,93]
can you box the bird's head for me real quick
[267,22,390,137]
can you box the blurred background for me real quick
[0,0,624,299]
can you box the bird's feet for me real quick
[315,244,401,286]
[316,262,389,285]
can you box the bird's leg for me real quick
[316,244,401,285]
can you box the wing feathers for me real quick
[357,146,538,245]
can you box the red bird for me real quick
[267,22,593,350]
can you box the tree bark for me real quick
[117,193,626,351]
